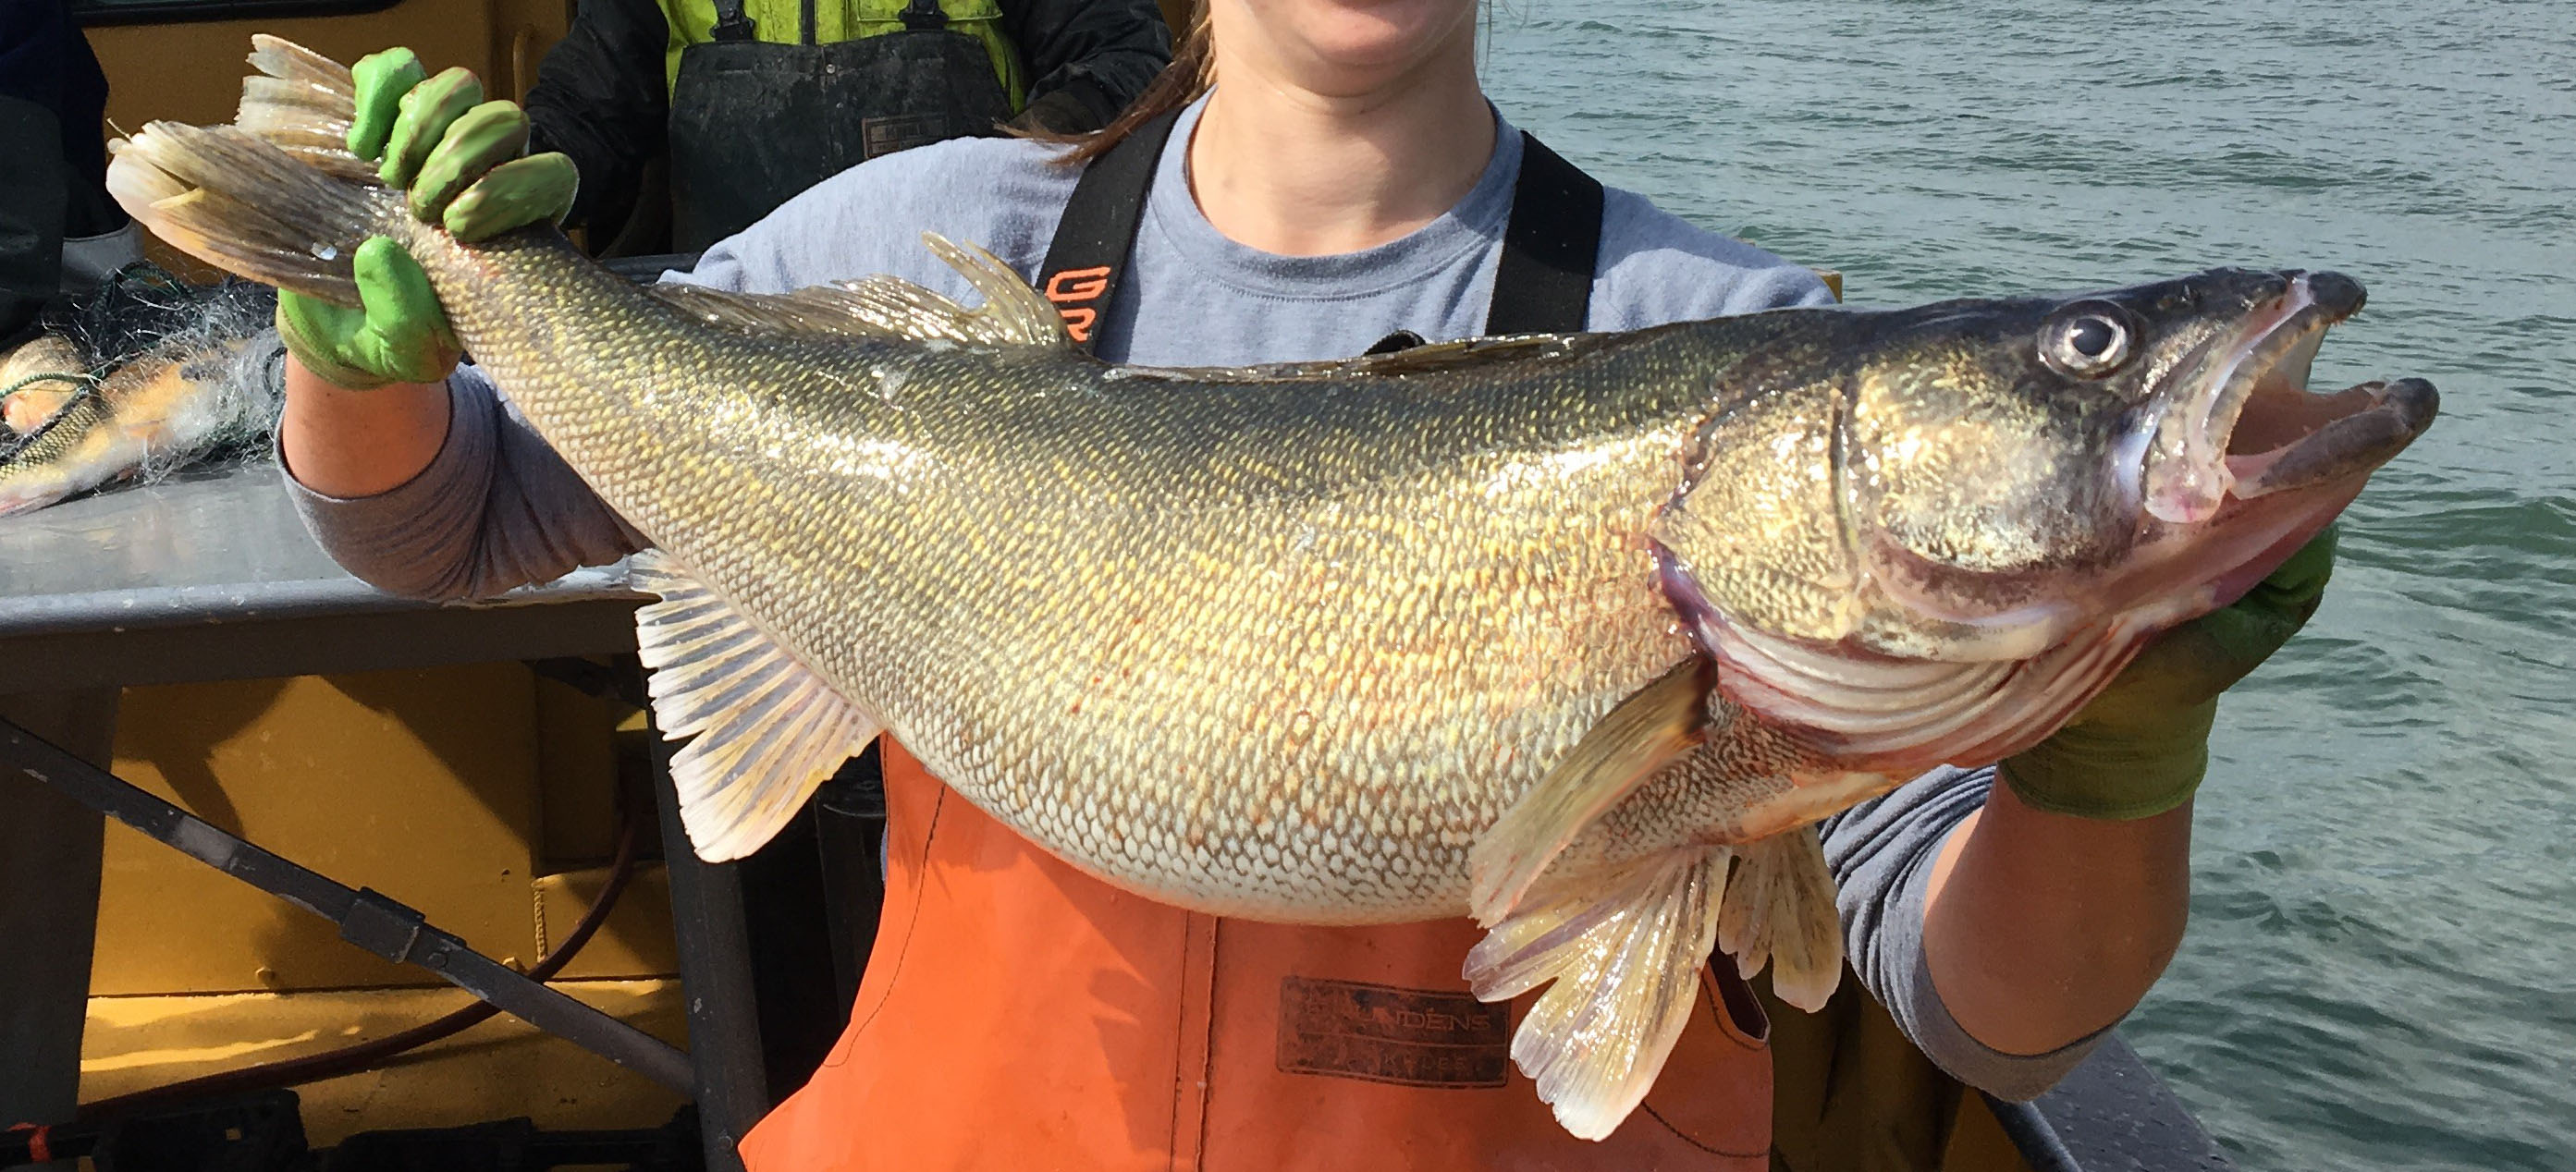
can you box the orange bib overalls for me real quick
[738,740,1776,1171]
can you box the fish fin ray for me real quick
[630,550,880,862]
[1706,610,2151,776]
[1464,846,1731,1141]
[238,35,371,181]
[1136,332,1626,386]
[650,233,1065,348]
[105,36,393,305]
[1715,829,1844,1011]
[1468,659,1709,926]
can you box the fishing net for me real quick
[0,262,285,495]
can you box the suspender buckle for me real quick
[899,0,948,31]
[708,0,757,41]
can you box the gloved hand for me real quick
[1999,527,2337,820]
[351,48,579,239]
[277,47,580,389]
[276,236,460,389]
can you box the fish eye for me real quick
[2039,303,2137,379]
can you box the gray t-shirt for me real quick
[286,94,2102,1097]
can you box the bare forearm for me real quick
[278,353,449,497]
[1921,781,2191,1056]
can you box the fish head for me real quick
[1652,269,2437,772]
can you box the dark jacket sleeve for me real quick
[0,97,65,349]
[999,0,1171,130]
[0,1,91,347]
[523,0,673,232]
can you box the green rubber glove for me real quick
[276,236,461,389]
[277,46,581,389]
[352,47,578,240]
[1999,527,2338,820]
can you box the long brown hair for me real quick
[1020,1,1214,165]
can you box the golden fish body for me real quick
[439,232,1808,921]
[104,35,2438,1140]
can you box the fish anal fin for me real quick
[647,233,1065,349]
[1717,829,1843,1012]
[1464,846,1732,1141]
[1468,659,1710,926]
[629,549,881,862]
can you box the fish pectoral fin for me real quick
[1715,828,1844,1011]
[629,550,882,862]
[1468,659,1709,926]
[649,234,1063,348]
[1464,846,1732,1141]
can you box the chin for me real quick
[1230,0,1480,88]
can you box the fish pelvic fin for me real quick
[650,233,1066,348]
[1715,828,1844,1011]
[105,36,399,306]
[630,550,882,862]
[1468,659,1709,927]
[1464,846,1732,1141]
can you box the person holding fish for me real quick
[232,0,2348,1166]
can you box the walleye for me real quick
[0,282,280,518]
[106,38,2438,1140]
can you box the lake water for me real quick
[1481,2,2575,1167]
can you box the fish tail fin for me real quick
[105,36,400,305]
[1464,845,1732,1141]
[1716,828,1845,1011]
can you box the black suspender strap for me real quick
[1034,107,1184,352]
[1485,132,1604,336]
[1036,115,1604,352]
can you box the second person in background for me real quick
[524,0,1172,251]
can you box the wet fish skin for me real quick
[102,36,2436,1141]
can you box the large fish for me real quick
[105,38,2436,1138]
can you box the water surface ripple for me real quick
[1482,3,2573,1167]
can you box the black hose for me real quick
[73,797,648,1124]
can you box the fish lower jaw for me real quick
[2221,376,2439,500]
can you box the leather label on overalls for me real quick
[1275,976,1510,1089]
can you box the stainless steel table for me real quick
[0,463,640,694]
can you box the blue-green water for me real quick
[1483,3,2574,1167]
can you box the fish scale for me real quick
[104,34,2436,1141]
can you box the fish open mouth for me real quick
[2145,272,2439,526]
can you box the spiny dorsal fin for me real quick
[629,550,881,862]
[1468,658,1711,926]
[647,233,1066,348]
[1169,332,1620,385]
[1464,845,1735,1141]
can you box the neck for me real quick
[1187,24,1496,257]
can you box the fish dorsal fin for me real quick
[1464,845,1735,1140]
[647,233,1066,348]
[1467,658,1710,925]
[628,550,881,862]
[1165,332,1618,385]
